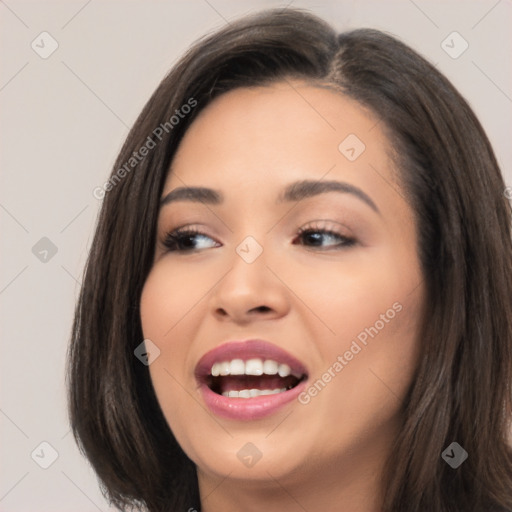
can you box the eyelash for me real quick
[161,222,357,253]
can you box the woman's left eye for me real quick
[294,227,356,249]
[162,223,356,253]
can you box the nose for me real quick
[209,244,290,324]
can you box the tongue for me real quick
[213,375,297,393]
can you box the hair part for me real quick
[67,7,512,511]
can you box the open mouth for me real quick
[195,339,309,398]
[195,339,309,420]
[204,358,307,398]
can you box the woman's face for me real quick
[140,81,425,493]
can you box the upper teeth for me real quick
[210,358,300,378]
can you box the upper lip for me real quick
[194,339,308,379]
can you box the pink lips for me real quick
[195,339,308,421]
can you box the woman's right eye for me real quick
[162,227,218,252]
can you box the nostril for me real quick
[252,306,271,313]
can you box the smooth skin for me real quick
[140,81,426,512]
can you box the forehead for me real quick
[164,81,396,205]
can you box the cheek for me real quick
[139,265,195,403]
[139,260,208,363]
[140,258,215,342]
[317,252,422,414]
[317,286,422,458]
[298,243,424,411]
[139,260,225,401]
[293,244,422,344]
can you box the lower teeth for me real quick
[221,388,287,398]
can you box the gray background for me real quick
[1,1,511,510]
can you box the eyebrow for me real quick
[159,179,380,214]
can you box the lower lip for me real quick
[199,380,308,421]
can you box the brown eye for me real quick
[295,222,356,249]
[163,228,218,252]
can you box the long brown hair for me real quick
[66,8,512,511]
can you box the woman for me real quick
[67,8,512,512]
